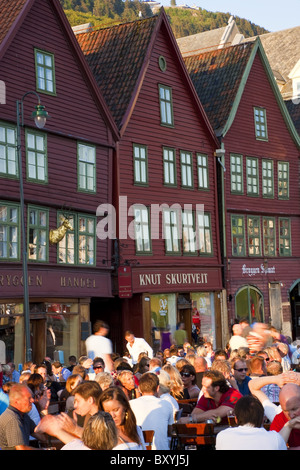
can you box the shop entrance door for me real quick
[31,319,46,365]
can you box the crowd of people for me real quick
[1,318,300,450]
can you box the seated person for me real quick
[179,370,242,424]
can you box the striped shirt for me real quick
[0,406,36,450]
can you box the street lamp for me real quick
[16,91,49,362]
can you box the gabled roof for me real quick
[183,38,300,147]
[0,0,119,140]
[76,15,159,130]
[285,99,300,137]
[76,8,219,145]
[183,41,255,135]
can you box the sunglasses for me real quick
[94,365,104,369]
[181,372,192,378]
[234,368,248,372]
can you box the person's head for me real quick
[52,362,63,375]
[266,360,283,376]
[231,358,248,383]
[65,374,83,393]
[158,370,172,395]
[93,357,105,374]
[180,364,197,387]
[136,356,150,374]
[35,365,47,382]
[234,395,264,427]
[138,372,159,395]
[124,330,135,346]
[204,342,213,354]
[9,384,33,414]
[117,370,136,391]
[211,360,232,381]
[249,356,267,376]
[214,349,227,361]
[201,370,229,400]
[232,324,243,336]
[99,386,140,444]
[93,320,109,336]
[279,384,300,420]
[193,356,208,373]
[73,381,102,417]
[68,355,77,365]
[162,364,184,399]
[149,357,162,372]
[19,372,31,384]
[82,411,118,450]
[95,372,114,390]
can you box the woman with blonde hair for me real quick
[162,363,184,400]
[61,411,119,450]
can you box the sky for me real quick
[159,0,300,32]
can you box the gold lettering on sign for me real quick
[0,275,43,287]
[139,272,208,287]
[60,277,96,288]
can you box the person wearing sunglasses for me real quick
[231,357,252,396]
[180,364,200,399]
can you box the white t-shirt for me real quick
[85,334,113,370]
[229,335,248,351]
[130,395,174,450]
[216,425,287,450]
[126,338,153,364]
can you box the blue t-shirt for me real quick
[0,388,9,415]
[237,376,252,396]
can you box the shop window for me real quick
[46,303,79,362]
[190,292,216,347]
[0,303,24,365]
[235,286,264,323]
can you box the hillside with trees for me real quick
[60,0,269,37]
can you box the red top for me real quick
[196,388,243,424]
[270,412,300,448]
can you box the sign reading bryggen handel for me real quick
[0,269,111,298]
[132,267,222,293]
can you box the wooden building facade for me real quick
[77,10,224,352]
[183,39,300,339]
[0,0,118,364]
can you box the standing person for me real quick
[85,320,114,372]
[229,324,249,352]
[129,373,174,450]
[124,330,153,365]
[173,322,188,348]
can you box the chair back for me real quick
[172,423,215,449]
[142,430,155,450]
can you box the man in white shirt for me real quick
[85,320,114,372]
[229,324,249,351]
[124,330,153,364]
[130,373,174,450]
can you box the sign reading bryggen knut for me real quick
[132,267,222,293]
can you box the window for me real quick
[247,216,261,256]
[28,206,48,262]
[133,206,151,253]
[180,151,193,188]
[230,154,243,194]
[163,209,180,254]
[133,144,148,185]
[0,123,18,178]
[58,212,96,265]
[279,218,291,256]
[254,107,268,140]
[159,85,174,126]
[231,215,245,256]
[182,210,196,254]
[262,159,274,198]
[246,157,259,196]
[197,212,212,255]
[163,147,176,186]
[35,49,56,95]
[0,203,19,260]
[78,143,96,193]
[26,131,47,183]
[263,217,276,256]
[235,286,264,323]
[197,154,209,190]
[278,161,289,199]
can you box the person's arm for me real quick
[104,353,114,372]
[279,416,300,444]
[249,372,300,402]
[179,405,231,424]
[35,414,83,445]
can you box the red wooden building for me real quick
[183,39,300,339]
[76,10,224,352]
[0,0,118,364]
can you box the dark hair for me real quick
[203,370,229,393]
[99,387,140,444]
[234,395,264,427]
[93,320,109,333]
[181,364,197,385]
[138,372,159,394]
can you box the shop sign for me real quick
[242,264,276,277]
[118,266,132,298]
[139,272,208,287]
